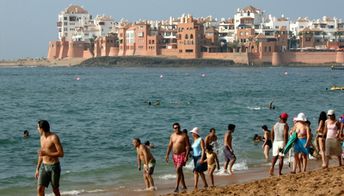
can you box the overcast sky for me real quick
[0,0,343,60]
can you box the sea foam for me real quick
[46,189,104,196]
[158,174,177,180]
[247,106,261,110]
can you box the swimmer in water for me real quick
[269,101,275,110]
[145,141,155,149]
[23,130,30,138]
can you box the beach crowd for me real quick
[32,109,344,195]
[132,109,344,193]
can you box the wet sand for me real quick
[80,158,343,196]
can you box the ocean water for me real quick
[0,66,343,195]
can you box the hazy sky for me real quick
[0,0,343,60]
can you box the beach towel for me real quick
[283,132,297,154]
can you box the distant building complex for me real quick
[48,5,344,65]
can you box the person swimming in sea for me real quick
[146,100,160,106]
[253,134,263,143]
[23,130,30,138]
[144,141,155,149]
[269,101,275,110]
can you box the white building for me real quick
[290,17,312,38]
[94,15,117,35]
[218,18,235,43]
[57,5,92,41]
[234,6,266,30]
[264,15,290,31]
[58,5,117,42]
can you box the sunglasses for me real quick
[173,127,179,129]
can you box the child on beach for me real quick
[205,145,220,187]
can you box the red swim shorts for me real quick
[172,152,186,168]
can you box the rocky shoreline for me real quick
[76,56,237,67]
[0,56,339,68]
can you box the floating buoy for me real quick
[160,74,163,78]
[201,73,206,77]
[76,77,80,80]
[284,71,288,76]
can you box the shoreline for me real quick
[0,56,339,68]
[77,158,342,196]
[0,58,84,67]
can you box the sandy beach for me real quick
[175,166,344,196]
[78,159,344,196]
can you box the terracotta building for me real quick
[176,15,204,58]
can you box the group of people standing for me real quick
[133,109,344,192]
[261,110,344,176]
[32,110,343,195]
[133,122,237,192]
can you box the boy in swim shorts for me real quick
[223,124,236,174]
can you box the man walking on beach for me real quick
[132,138,156,190]
[35,120,64,196]
[165,122,190,192]
[223,124,236,174]
[269,113,289,176]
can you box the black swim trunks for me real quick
[38,162,61,189]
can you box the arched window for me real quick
[190,34,193,39]
[185,34,188,39]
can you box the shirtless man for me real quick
[205,128,218,152]
[165,122,190,193]
[132,138,156,190]
[35,120,64,196]
[223,124,236,174]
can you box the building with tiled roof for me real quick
[64,5,88,14]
